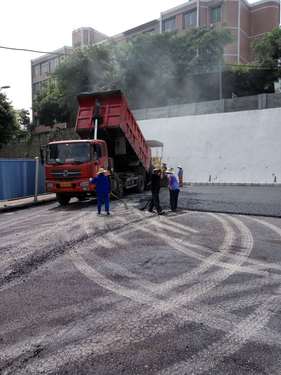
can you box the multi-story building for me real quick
[31,46,73,101]
[31,28,108,100]
[31,27,108,122]
[160,0,280,63]
[72,27,108,48]
[113,20,160,42]
[31,0,280,120]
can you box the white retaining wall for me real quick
[139,107,281,184]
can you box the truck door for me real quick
[92,141,109,170]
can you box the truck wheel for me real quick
[56,193,71,206]
[136,176,145,193]
[117,182,124,198]
[111,173,124,198]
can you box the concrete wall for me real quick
[133,93,281,121]
[139,107,281,184]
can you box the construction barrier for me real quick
[0,159,45,201]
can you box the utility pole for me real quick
[197,0,200,28]
[219,62,223,100]
[196,0,200,58]
[34,157,39,202]
[237,0,241,63]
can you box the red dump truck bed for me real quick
[75,90,151,172]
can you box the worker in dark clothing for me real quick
[89,168,111,215]
[148,168,164,215]
[161,162,169,187]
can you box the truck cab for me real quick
[45,139,113,205]
[45,90,151,206]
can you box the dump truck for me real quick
[44,90,152,206]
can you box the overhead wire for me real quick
[0,44,280,71]
[0,45,68,56]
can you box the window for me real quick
[83,30,89,45]
[143,29,155,34]
[92,144,102,160]
[184,10,197,28]
[33,82,41,96]
[211,6,221,23]
[34,64,41,79]
[49,58,59,73]
[41,61,50,75]
[47,143,91,164]
[163,17,176,32]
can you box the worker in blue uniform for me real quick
[166,168,180,212]
[89,168,111,215]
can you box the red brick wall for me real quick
[240,0,251,35]
[176,14,183,30]
[250,1,280,37]
[160,0,280,63]
[224,28,238,64]
[223,0,238,28]
[240,31,250,63]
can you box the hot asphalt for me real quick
[0,187,281,374]
[182,185,281,217]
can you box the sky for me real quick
[0,0,258,113]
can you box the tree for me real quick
[224,28,281,98]
[33,82,68,126]
[34,27,232,125]
[253,28,281,69]
[55,44,117,125]
[0,92,18,146]
[224,65,275,98]
[116,27,232,107]
[16,109,31,131]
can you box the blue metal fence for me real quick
[0,159,45,201]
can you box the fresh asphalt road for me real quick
[183,185,281,217]
[1,191,281,374]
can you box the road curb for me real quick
[0,197,57,213]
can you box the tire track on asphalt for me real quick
[0,204,161,291]
[35,213,249,371]
[3,214,280,375]
[0,206,52,230]
[157,217,281,375]
[83,208,281,280]
[76,211,257,310]
[0,211,88,287]
[2,210,280,374]
[0,213,235,374]
[77,211,233,296]
[3,278,281,375]
[70,210,280,356]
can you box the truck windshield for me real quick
[47,143,91,164]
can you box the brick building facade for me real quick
[161,0,280,63]
[31,0,280,115]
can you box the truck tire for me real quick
[56,193,71,206]
[136,175,145,193]
[111,173,124,198]
[117,183,124,198]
